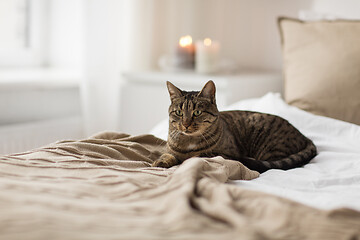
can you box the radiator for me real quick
[0,116,84,155]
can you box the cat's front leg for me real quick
[152,153,179,168]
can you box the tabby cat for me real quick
[152,80,317,173]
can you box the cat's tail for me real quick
[241,139,317,173]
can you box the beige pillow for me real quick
[278,17,360,125]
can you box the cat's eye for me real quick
[175,110,183,116]
[193,110,202,116]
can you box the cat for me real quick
[152,80,317,173]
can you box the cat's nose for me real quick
[182,120,191,128]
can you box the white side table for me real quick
[119,70,282,135]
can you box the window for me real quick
[0,0,46,67]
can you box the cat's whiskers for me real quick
[170,130,181,140]
[199,132,211,148]
[203,125,217,144]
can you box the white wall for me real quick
[118,0,360,72]
[311,0,360,19]
[118,0,315,72]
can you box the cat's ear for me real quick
[166,81,183,101]
[198,80,216,102]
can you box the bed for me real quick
[1,17,360,239]
[152,93,360,212]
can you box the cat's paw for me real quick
[152,159,172,168]
[152,153,178,168]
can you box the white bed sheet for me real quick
[150,93,360,211]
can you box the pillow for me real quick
[278,17,360,125]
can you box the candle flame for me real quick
[179,35,192,47]
[204,38,212,46]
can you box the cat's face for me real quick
[167,81,219,136]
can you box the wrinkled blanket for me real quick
[0,132,359,240]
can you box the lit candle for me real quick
[173,35,195,70]
[195,38,220,74]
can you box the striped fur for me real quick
[152,81,317,173]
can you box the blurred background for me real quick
[0,0,359,154]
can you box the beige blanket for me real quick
[0,132,359,240]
